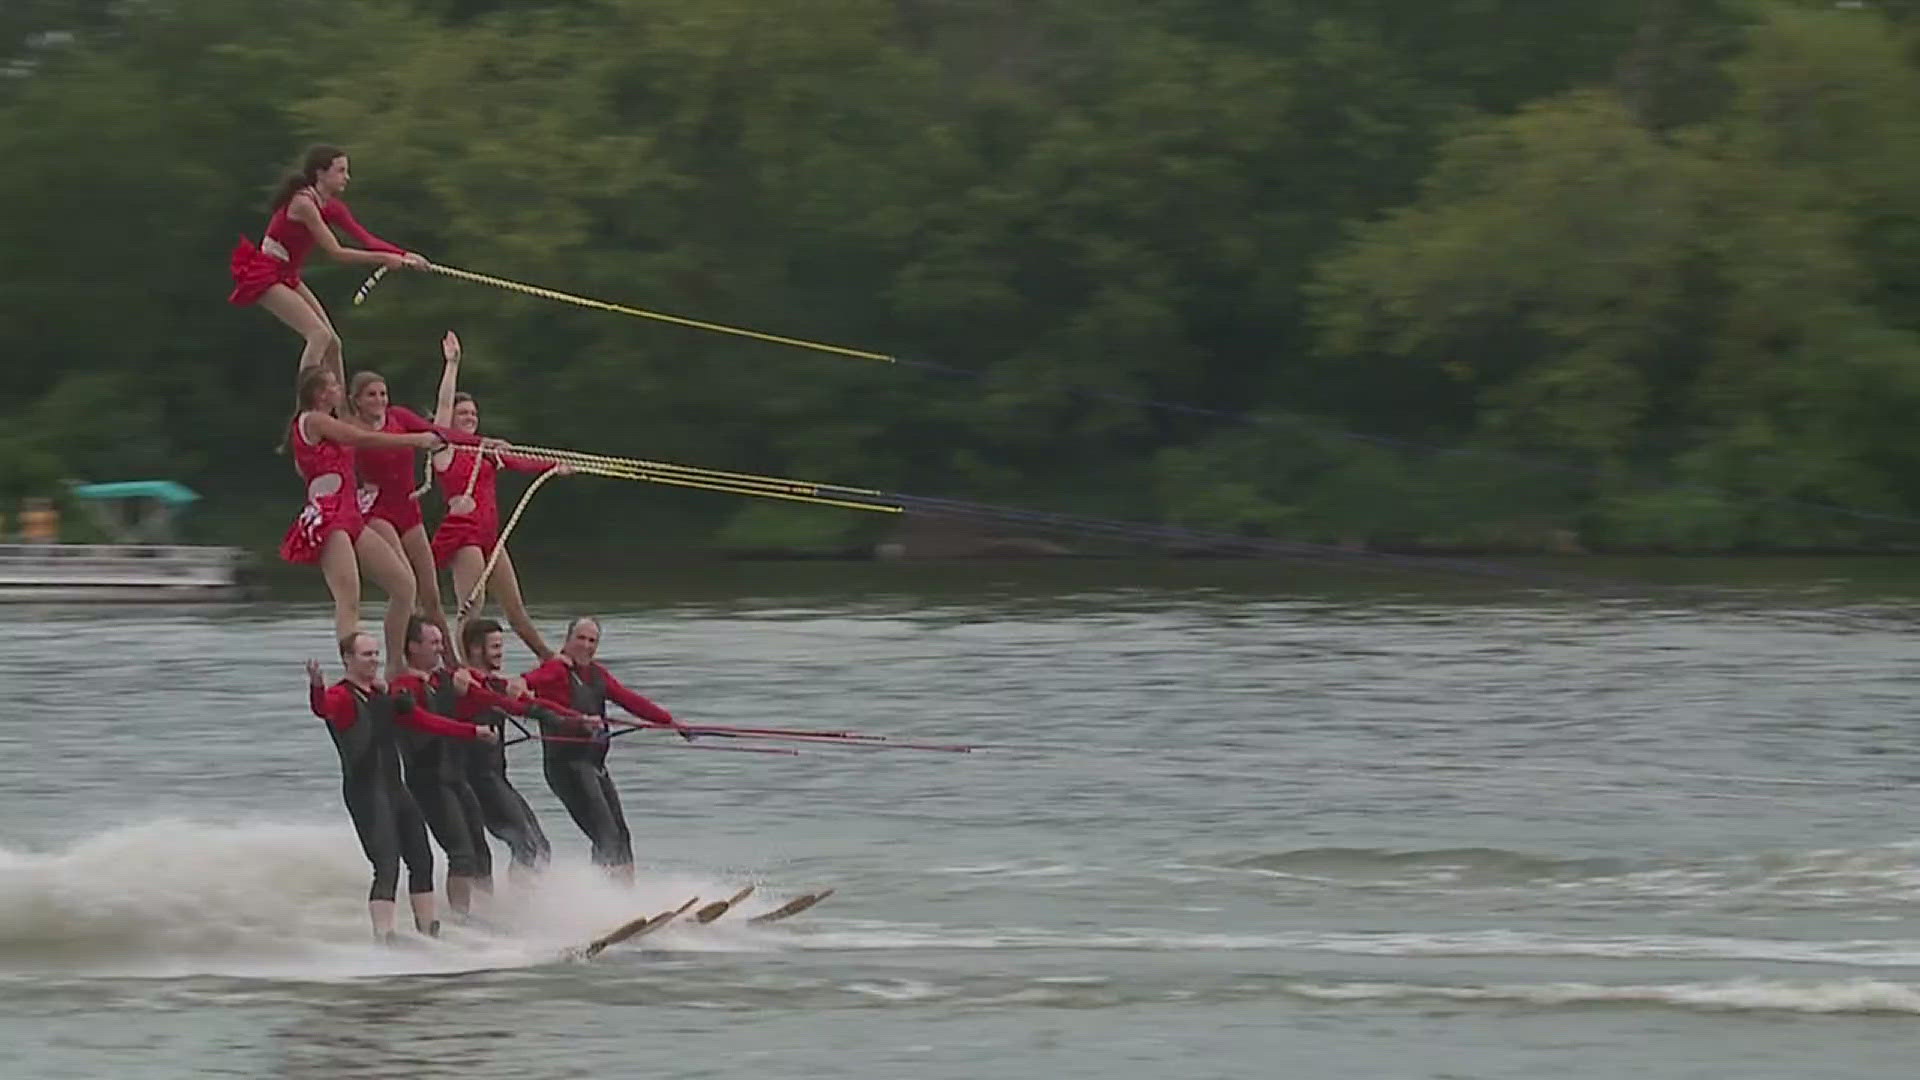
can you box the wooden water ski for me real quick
[695,885,756,925]
[747,888,835,924]
[573,896,699,960]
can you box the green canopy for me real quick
[68,480,201,505]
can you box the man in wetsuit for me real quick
[306,630,492,942]
[523,616,691,885]
[389,617,493,919]
[454,617,553,885]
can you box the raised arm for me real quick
[308,681,359,732]
[434,331,461,427]
[287,192,403,270]
[432,331,463,469]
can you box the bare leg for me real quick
[257,283,340,380]
[293,281,343,388]
[369,899,397,939]
[399,524,453,663]
[355,528,416,682]
[408,891,439,935]
[488,549,554,661]
[449,545,487,630]
[316,530,361,643]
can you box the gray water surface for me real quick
[2,561,1918,1078]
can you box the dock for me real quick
[0,543,251,602]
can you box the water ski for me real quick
[695,885,756,925]
[747,888,835,924]
[572,896,699,960]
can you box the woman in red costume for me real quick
[345,332,470,655]
[229,145,428,385]
[430,331,568,662]
[285,365,478,678]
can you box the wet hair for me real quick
[278,366,338,456]
[271,144,346,210]
[346,370,388,422]
[338,630,374,659]
[461,617,503,659]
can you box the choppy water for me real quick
[3,561,1920,1078]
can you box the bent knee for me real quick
[304,325,341,350]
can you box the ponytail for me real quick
[270,144,346,210]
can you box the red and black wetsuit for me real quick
[390,670,493,884]
[309,679,481,902]
[523,659,676,868]
[452,668,552,871]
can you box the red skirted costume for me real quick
[431,446,556,568]
[229,194,404,306]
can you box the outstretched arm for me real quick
[601,669,677,727]
[303,410,446,451]
[501,452,567,475]
[321,199,408,256]
[287,192,402,270]
[385,404,492,450]
[392,695,491,741]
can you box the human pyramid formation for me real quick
[234,145,691,942]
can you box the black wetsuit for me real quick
[465,674,551,871]
[316,682,436,902]
[395,673,492,883]
[539,667,634,867]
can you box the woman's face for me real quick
[314,372,343,411]
[354,378,388,420]
[317,155,350,196]
[452,398,480,434]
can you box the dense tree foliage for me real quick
[4,0,1919,552]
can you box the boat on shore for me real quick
[0,480,251,602]
[0,542,250,602]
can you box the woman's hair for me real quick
[346,370,387,422]
[277,366,337,456]
[270,144,346,210]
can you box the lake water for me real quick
[2,559,1918,1078]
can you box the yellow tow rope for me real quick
[354,262,895,364]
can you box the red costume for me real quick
[284,411,478,565]
[430,446,555,568]
[357,405,440,534]
[229,194,404,306]
[280,413,367,565]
